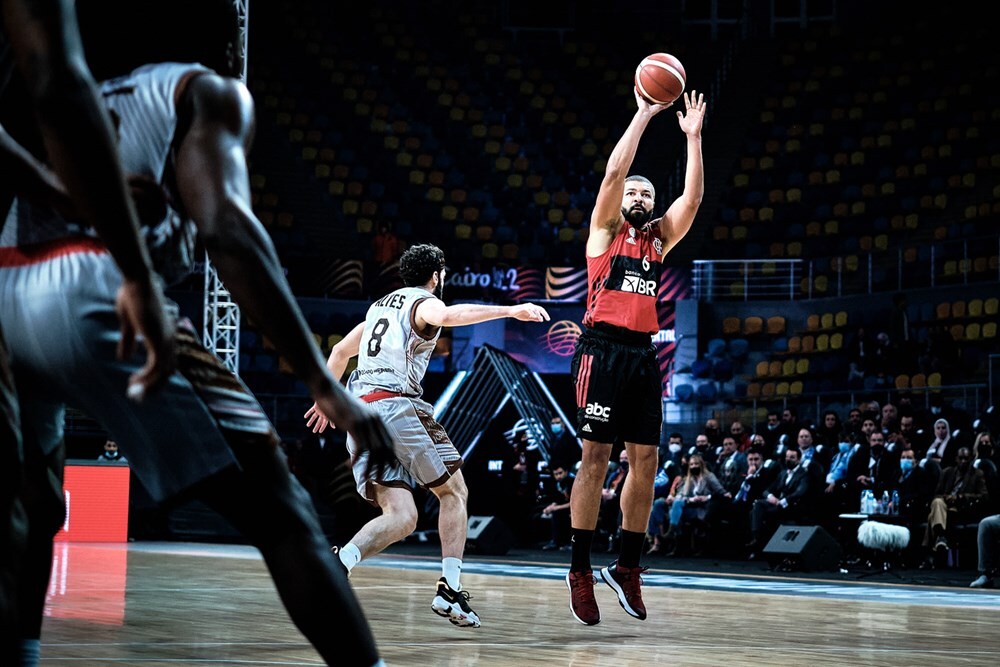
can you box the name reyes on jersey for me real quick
[606,254,659,296]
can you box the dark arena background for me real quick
[14,1,1000,664]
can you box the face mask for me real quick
[786,460,797,469]
[552,424,563,435]
[767,423,778,431]
[619,462,629,472]
[689,466,701,474]
[931,406,942,415]
[839,442,851,454]
[900,459,915,472]
[668,443,682,454]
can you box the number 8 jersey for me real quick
[347,286,442,399]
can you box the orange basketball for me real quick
[634,52,686,106]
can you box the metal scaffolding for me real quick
[202,0,249,374]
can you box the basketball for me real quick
[634,52,686,106]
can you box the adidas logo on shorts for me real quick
[581,424,592,432]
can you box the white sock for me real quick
[340,543,362,573]
[442,557,462,590]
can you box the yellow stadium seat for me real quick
[787,336,802,353]
[789,380,803,395]
[816,333,829,351]
[723,317,741,336]
[743,316,764,335]
[985,298,999,315]
[756,361,770,377]
[830,332,843,349]
[968,299,984,317]
[983,322,997,338]
[895,374,910,390]
[795,358,809,375]
[927,372,942,388]
[782,359,796,376]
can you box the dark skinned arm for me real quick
[172,72,393,474]
[1,0,174,398]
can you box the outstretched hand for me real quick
[306,389,395,480]
[511,303,550,322]
[633,86,673,116]
[676,90,707,137]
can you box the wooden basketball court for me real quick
[40,541,1000,665]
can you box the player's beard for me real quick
[433,276,444,300]
[623,205,653,229]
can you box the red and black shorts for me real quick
[571,325,661,446]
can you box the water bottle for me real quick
[891,490,900,515]
[859,490,868,513]
[881,491,890,515]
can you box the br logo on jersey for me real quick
[607,254,660,297]
[620,274,657,295]
[585,402,612,422]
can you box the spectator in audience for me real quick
[779,406,801,444]
[540,463,575,551]
[729,420,750,452]
[889,293,914,373]
[881,403,900,438]
[715,435,748,495]
[924,418,956,468]
[796,428,827,480]
[703,418,723,449]
[852,431,899,498]
[370,222,400,264]
[691,433,714,469]
[897,411,924,452]
[870,331,893,384]
[95,439,126,464]
[973,432,998,513]
[730,448,777,548]
[658,431,685,469]
[969,514,1000,588]
[823,439,858,518]
[815,410,843,451]
[758,410,783,451]
[661,453,728,556]
[549,415,580,467]
[894,447,934,522]
[858,414,878,445]
[922,446,988,558]
[598,449,629,552]
[747,447,815,554]
[844,407,864,441]
[845,326,871,386]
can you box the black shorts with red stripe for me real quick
[570,325,661,446]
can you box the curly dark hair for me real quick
[399,243,445,287]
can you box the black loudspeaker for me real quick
[762,524,842,572]
[466,515,513,555]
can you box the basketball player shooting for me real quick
[565,86,706,626]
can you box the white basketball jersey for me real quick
[0,62,210,285]
[347,287,441,398]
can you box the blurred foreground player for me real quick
[1,0,176,662]
[0,60,394,666]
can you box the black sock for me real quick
[618,529,646,569]
[570,529,594,572]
